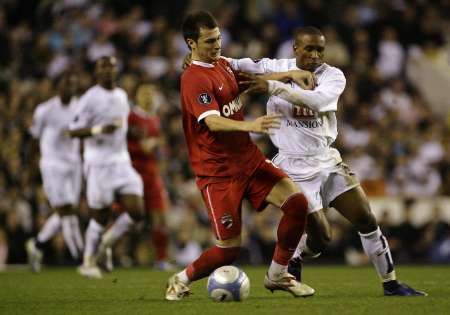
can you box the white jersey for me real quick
[30,96,81,164]
[226,57,346,178]
[70,85,131,165]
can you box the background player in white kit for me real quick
[234,27,426,296]
[26,71,84,272]
[69,56,144,278]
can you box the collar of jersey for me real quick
[192,60,215,68]
[314,63,327,74]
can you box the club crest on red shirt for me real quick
[198,93,212,105]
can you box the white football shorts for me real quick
[40,160,82,208]
[84,162,143,209]
[273,154,360,214]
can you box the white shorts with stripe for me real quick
[84,162,143,209]
[273,153,360,214]
[40,159,82,208]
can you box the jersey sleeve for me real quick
[69,93,94,130]
[29,104,47,138]
[181,72,221,123]
[267,68,346,112]
[224,57,289,74]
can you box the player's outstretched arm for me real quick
[204,114,281,135]
[68,119,123,138]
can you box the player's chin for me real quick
[210,52,221,61]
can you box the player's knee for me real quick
[91,208,109,226]
[355,208,378,233]
[216,246,241,265]
[280,192,308,219]
[216,236,241,248]
[55,205,73,216]
[127,208,143,222]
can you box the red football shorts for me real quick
[200,159,288,240]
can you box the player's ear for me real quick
[187,38,196,51]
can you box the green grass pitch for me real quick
[1,265,449,315]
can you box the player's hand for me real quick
[239,73,269,94]
[249,114,281,135]
[102,118,122,134]
[182,53,192,70]
[289,70,315,90]
[140,138,158,153]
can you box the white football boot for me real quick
[26,238,43,273]
[165,274,191,301]
[77,256,103,279]
[264,272,315,297]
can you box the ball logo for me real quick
[198,93,212,105]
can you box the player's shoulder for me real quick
[181,65,211,85]
[320,63,345,78]
[114,86,127,96]
[35,96,59,113]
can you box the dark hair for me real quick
[293,26,324,42]
[182,11,218,48]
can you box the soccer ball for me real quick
[207,265,250,302]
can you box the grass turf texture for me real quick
[0,265,448,315]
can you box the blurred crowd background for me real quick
[0,0,450,270]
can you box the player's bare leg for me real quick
[331,186,426,296]
[263,178,315,297]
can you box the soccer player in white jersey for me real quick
[26,71,84,272]
[232,26,426,296]
[69,56,144,278]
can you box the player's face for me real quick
[190,27,221,63]
[136,84,155,112]
[95,56,118,86]
[294,34,325,72]
[59,74,79,100]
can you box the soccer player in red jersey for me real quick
[127,84,172,270]
[165,11,314,300]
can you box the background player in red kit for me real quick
[128,83,172,270]
[165,11,314,300]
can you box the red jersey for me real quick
[127,106,160,175]
[181,58,265,188]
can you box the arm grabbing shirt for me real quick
[267,65,346,113]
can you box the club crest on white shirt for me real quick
[292,104,315,119]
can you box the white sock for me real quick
[177,269,190,285]
[83,219,104,265]
[268,260,287,280]
[37,213,61,243]
[101,212,134,248]
[69,215,84,253]
[359,227,396,282]
[292,233,308,259]
[61,215,80,259]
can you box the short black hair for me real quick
[182,11,218,48]
[293,26,324,43]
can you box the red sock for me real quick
[186,246,240,281]
[274,193,308,265]
[151,228,168,262]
